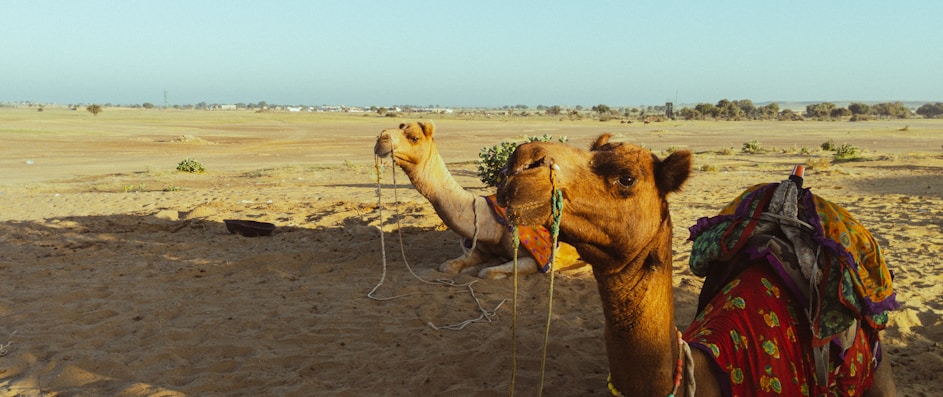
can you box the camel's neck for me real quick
[396,145,480,239]
[595,220,680,396]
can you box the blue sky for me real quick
[2,0,941,107]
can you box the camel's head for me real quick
[374,121,436,168]
[497,134,691,267]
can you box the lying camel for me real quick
[374,121,579,279]
[496,134,897,396]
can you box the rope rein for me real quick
[508,226,520,397]
[370,155,508,331]
[537,165,564,397]
[508,164,565,397]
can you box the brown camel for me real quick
[373,121,579,279]
[496,134,896,396]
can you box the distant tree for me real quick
[758,103,780,120]
[779,109,803,121]
[872,102,911,119]
[195,101,208,110]
[830,107,852,118]
[848,102,870,115]
[805,102,836,119]
[916,102,943,118]
[694,103,718,119]
[86,104,103,116]
[592,104,611,115]
[678,107,699,120]
[142,102,155,109]
[546,105,562,116]
[734,99,757,119]
[716,99,743,119]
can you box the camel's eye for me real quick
[616,175,635,187]
[408,135,420,143]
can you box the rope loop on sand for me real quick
[369,155,508,331]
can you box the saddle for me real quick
[687,166,899,389]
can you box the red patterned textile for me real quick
[483,195,555,272]
[684,265,877,396]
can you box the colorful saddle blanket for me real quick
[685,264,878,396]
[481,195,555,272]
[687,179,898,393]
[688,181,899,342]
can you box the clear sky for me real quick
[2,0,941,108]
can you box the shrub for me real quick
[477,134,567,187]
[742,139,763,154]
[834,144,862,160]
[176,158,206,173]
[821,138,836,151]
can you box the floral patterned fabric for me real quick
[684,265,877,396]
[688,183,899,345]
[483,195,555,272]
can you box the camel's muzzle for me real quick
[374,136,393,158]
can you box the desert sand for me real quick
[1,108,941,396]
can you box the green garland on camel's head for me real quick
[477,134,567,187]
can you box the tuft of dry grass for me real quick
[805,157,832,171]
[699,163,719,172]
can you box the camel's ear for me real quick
[590,134,612,151]
[655,150,692,194]
[417,121,435,138]
[399,123,407,129]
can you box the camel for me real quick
[373,121,580,279]
[495,134,897,396]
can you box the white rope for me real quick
[0,330,16,357]
[682,338,696,397]
[369,155,508,331]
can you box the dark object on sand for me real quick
[224,219,276,237]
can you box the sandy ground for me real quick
[1,110,941,396]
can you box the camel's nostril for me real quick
[525,156,548,170]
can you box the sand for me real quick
[1,109,941,396]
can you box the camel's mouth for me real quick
[504,200,551,227]
[374,138,393,158]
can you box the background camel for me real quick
[496,134,896,396]
[373,121,579,279]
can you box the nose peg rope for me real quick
[509,163,564,397]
